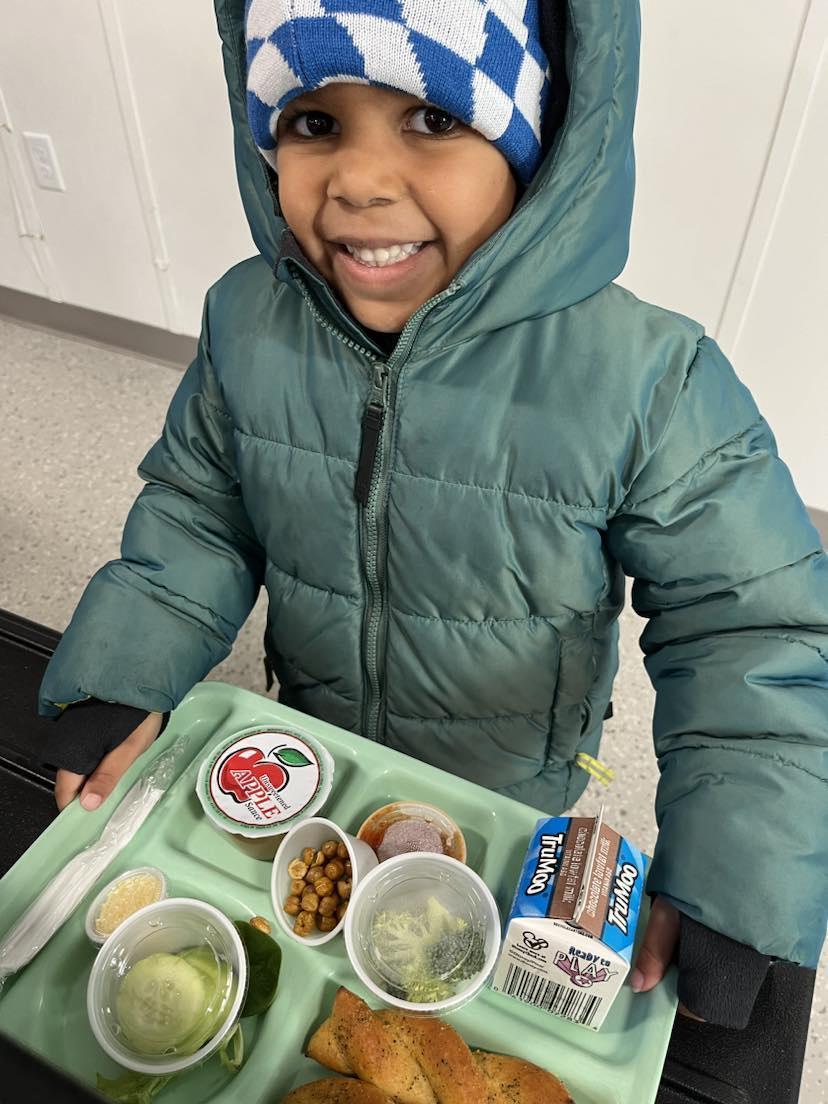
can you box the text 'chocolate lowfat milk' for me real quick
[490,811,646,1029]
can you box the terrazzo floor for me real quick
[0,316,824,1102]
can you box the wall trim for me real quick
[97,0,180,332]
[0,286,195,367]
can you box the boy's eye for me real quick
[289,111,340,138]
[408,107,459,136]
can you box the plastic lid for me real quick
[85,867,168,945]
[87,898,247,1076]
[371,895,483,993]
[196,726,334,838]
[346,854,497,1010]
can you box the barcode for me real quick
[501,964,603,1026]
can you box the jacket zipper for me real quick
[294,272,458,744]
[356,285,458,744]
[358,362,390,742]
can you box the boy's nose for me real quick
[326,146,405,209]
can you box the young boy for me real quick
[39,0,827,1029]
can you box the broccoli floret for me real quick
[400,969,455,1003]
[423,896,464,939]
[371,907,433,972]
[428,927,486,983]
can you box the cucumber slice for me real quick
[116,953,210,1056]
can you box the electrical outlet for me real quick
[22,132,66,192]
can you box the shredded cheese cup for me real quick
[95,873,165,937]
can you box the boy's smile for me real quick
[276,84,517,333]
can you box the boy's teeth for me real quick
[345,242,423,268]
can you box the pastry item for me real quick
[282,1079,393,1103]
[305,988,573,1104]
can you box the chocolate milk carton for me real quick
[490,810,647,1029]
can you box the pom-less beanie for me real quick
[245,0,551,184]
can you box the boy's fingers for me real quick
[55,768,86,811]
[630,896,680,993]
[79,712,164,811]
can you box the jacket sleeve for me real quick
[606,336,828,968]
[39,293,265,717]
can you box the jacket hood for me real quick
[214,0,640,347]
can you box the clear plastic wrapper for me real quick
[0,735,189,993]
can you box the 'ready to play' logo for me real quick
[522,931,550,951]
[217,744,312,804]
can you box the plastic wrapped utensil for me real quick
[0,735,189,994]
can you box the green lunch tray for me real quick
[0,681,677,1104]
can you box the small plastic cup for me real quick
[87,897,248,1076]
[271,817,378,946]
[196,726,335,861]
[344,852,500,1016]
[357,800,467,863]
[85,867,168,946]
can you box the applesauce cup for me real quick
[196,726,335,860]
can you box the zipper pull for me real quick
[355,367,388,506]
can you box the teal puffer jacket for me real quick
[40,0,828,966]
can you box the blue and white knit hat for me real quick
[245,0,551,183]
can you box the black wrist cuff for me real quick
[40,699,158,776]
[677,912,774,1029]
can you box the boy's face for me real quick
[276,84,518,333]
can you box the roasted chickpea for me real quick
[287,859,308,880]
[306,865,325,884]
[318,895,338,917]
[318,915,337,932]
[322,840,339,858]
[290,878,307,896]
[301,891,320,913]
[337,900,349,921]
[313,876,334,898]
[301,847,315,866]
[284,895,301,916]
[325,859,345,881]
[344,860,352,876]
[337,879,352,900]
[294,911,316,936]
[313,849,325,867]
[336,842,348,859]
[250,915,272,934]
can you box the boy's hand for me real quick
[54,711,165,812]
[631,895,705,1021]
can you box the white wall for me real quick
[718,0,828,512]
[1,0,825,506]
[0,0,251,334]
